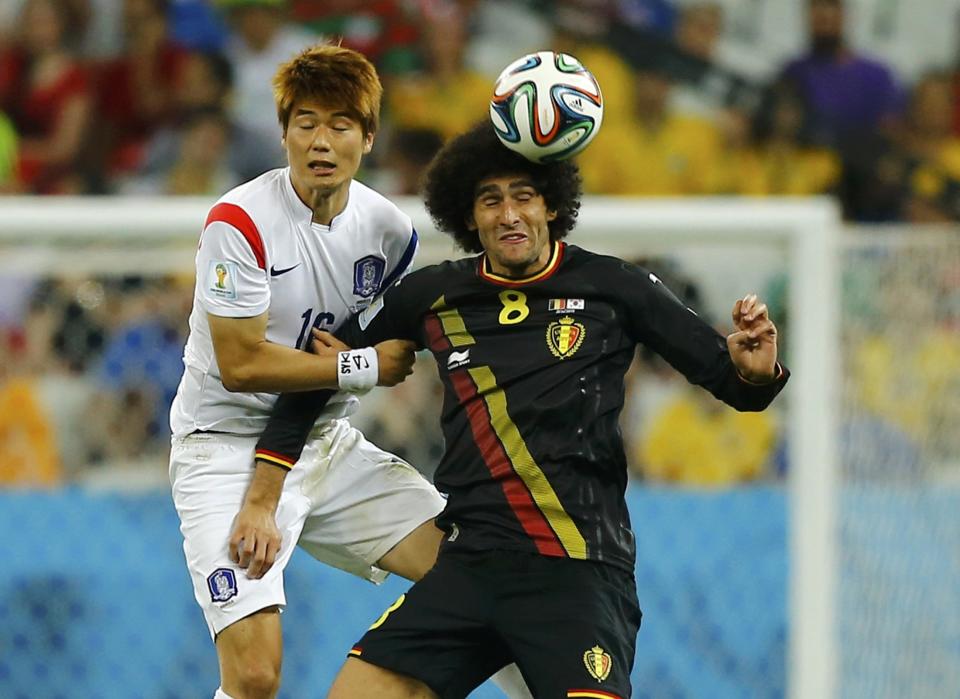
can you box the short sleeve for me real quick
[337,269,427,349]
[380,226,419,291]
[196,219,270,318]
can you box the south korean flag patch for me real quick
[207,568,238,603]
[353,255,385,298]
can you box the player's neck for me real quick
[487,241,555,279]
[291,177,351,226]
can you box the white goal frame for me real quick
[0,195,841,699]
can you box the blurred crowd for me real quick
[4,0,960,488]
[2,0,960,220]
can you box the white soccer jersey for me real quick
[170,168,419,437]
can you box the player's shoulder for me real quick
[349,180,413,238]
[563,244,661,299]
[418,255,478,280]
[206,168,290,229]
[385,255,477,294]
[564,244,639,277]
[213,168,286,208]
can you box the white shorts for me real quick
[169,419,446,638]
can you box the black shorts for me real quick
[348,549,642,699]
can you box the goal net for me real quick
[836,229,960,699]
[1,195,955,698]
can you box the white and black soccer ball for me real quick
[490,51,603,164]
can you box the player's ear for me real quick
[546,208,558,222]
[465,212,478,231]
[363,130,375,154]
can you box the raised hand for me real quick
[726,293,778,383]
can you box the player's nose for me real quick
[310,127,332,151]
[498,201,520,225]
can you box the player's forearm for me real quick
[244,460,288,512]
[717,361,790,412]
[256,390,335,466]
[219,340,341,393]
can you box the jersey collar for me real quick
[282,167,314,225]
[478,241,565,287]
[281,168,354,231]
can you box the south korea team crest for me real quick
[353,255,386,298]
[583,644,613,682]
[207,568,238,603]
[546,316,585,359]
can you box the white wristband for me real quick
[337,347,379,393]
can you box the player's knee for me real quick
[228,658,281,699]
[217,608,283,698]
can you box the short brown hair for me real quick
[273,44,382,136]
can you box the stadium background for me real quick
[1,1,959,697]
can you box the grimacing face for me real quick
[283,100,373,201]
[468,174,557,277]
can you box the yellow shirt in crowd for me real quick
[639,390,776,485]
[578,115,723,196]
[387,71,493,142]
[0,378,61,486]
[910,138,960,202]
[852,329,960,447]
[725,145,840,196]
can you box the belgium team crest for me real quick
[583,645,612,682]
[547,316,586,359]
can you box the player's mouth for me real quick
[308,160,336,176]
[499,231,528,245]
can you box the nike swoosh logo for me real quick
[270,263,301,277]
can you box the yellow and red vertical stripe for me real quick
[428,296,587,559]
[426,295,475,351]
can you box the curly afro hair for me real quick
[422,121,583,253]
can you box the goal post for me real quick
[0,195,841,698]
[574,197,840,699]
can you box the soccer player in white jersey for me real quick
[168,45,532,699]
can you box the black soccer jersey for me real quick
[257,242,789,572]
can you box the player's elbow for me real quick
[220,363,257,392]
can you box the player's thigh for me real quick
[328,657,438,699]
[350,553,510,699]
[496,556,642,699]
[169,433,311,638]
[376,517,444,581]
[296,421,446,583]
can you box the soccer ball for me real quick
[490,51,603,164]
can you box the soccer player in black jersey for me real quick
[255,122,789,699]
